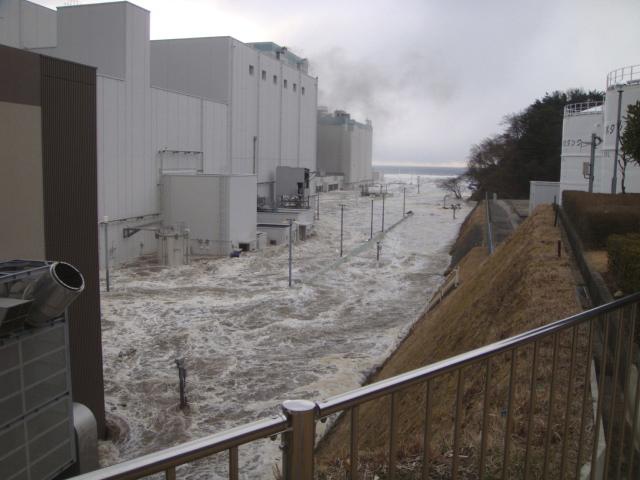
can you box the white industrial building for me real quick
[317,108,373,187]
[1,0,319,265]
[558,66,640,200]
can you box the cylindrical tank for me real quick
[560,101,603,200]
[601,65,640,193]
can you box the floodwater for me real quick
[99,174,470,478]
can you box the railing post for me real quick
[282,400,316,480]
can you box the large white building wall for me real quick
[299,75,318,172]
[257,54,282,201]
[0,0,56,49]
[230,40,259,175]
[559,107,603,200]
[151,87,228,177]
[602,80,640,193]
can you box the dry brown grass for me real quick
[315,205,591,479]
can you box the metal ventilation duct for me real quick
[26,262,85,325]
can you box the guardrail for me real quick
[607,64,640,89]
[72,293,640,480]
[564,101,604,117]
[426,266,459,311]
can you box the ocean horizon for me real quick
[374,164,466,176]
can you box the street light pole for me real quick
[288,219,293,287]
[417,176,420,193]
[381,193,386,232]
[370,198,374,240]
[403,188,406,216]
[339,204,345,257]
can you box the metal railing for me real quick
[73,293,640,480]
[607,64,640,89]
[564,101,604,117]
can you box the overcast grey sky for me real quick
[38,0,640,166]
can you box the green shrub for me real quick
[562,191,640,248]
[608,234,640,293]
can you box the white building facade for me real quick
[317,108,373,186]
[2,0,319,265]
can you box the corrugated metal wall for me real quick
[40,55,106,437]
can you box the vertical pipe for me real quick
[340,204,344,257]
[611,88,623,194]
[422,380,432,480]
[165,467,176,480]
[103,217,110,292]
[288,219,293,287]
[452,369,464,480]
[351,406,360,480]
[589,133,596,193]
[229,446,239,480]
[281,400,316,480]
[480,360,492,478]
[389,392,399,480]
[382,194,386,232]
[370,198,374,240]
[317,192,320,220]
[403,188,406,216]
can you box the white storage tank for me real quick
[602,65,640,193]
[559,101,603,200]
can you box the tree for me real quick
[465,89,603,199]
[436,175,465,200]
[620,101,640,193]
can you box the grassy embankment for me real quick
[316,205,590,479]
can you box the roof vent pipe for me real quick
[26,262,85,325]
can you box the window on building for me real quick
[301,86,305,95]
[249,65,254,75]
[273,74,277,84]
[284,79,288,89]
[262,70,266,80]
[293,83,297,92]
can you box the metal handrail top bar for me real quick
[71,416,288,480]
[563,101,604,117]
[607,64,640,88]
[317,291,640,416]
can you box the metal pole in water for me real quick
[175,358,187,409]
[288,219,293,287]
[316,192,320,220]
[381,194,386,232]
[376,241,381,261]
[370,198,374,240]
[339,204,345,257]
[403,188,406,216]
[417,176,420,193]
[103,216,110,292]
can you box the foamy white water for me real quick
[99,174,470,478]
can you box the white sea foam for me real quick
[98,175,470,478]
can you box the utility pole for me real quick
[370,198,374,240]
[417,176,420,194]
[339,204,345,257]
[612,88,624,194]
[376,241,382,261]
[403,188,406,216]
[381,193,386,232]
[288,219,293,287]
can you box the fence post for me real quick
[281,400,316,480]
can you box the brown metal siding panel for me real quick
[40,55,106,437]
[0,44,40,105]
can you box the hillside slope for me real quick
[316,205,588,478]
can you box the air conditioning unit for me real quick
[0,260,84,480]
